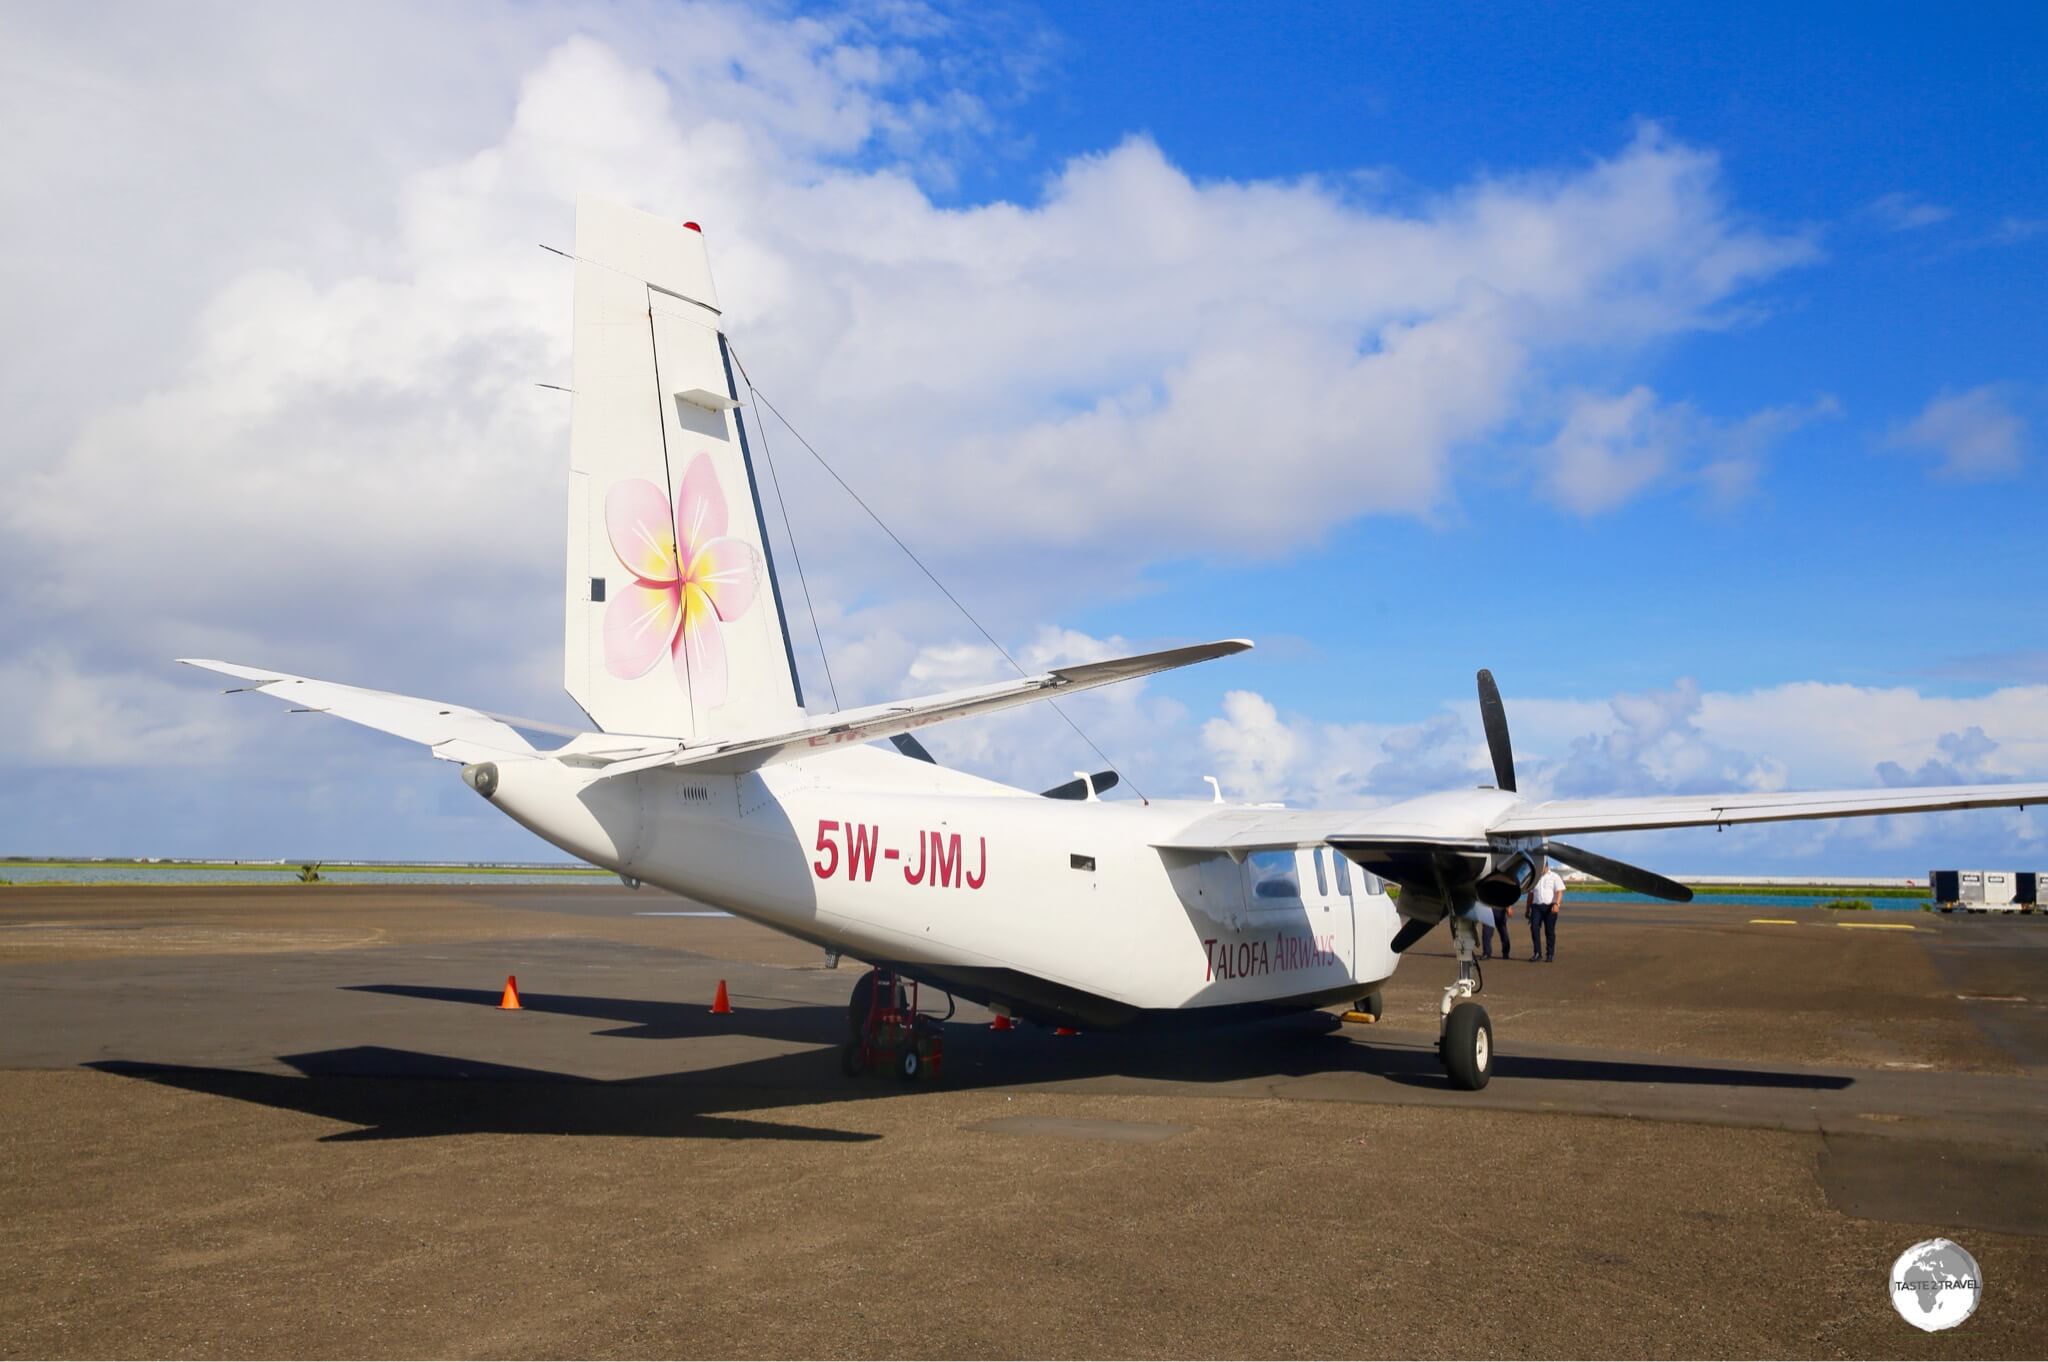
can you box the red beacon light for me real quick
[682,221,702,233]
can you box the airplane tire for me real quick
[1357,990,1384,1022]
[1441,1001,1493,1091]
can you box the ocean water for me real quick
[0,865,609,887]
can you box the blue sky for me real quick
[1,1,2041,873]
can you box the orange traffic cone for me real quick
[498,975,522,1010]
[710,979,732,1014]
[1054,1026,1078,1037]
[990,1014,1013,1031]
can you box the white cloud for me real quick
[1885,385,2027,478]
[0,650,243,768]
[1538,389,1838,512]
[1201,692,1308,803]
[3,20,1820,704]
[1865,191,1952,232]
[1540,387,1682,512]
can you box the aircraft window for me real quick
[590,576,607,602]
[1333,854,1351,896]
[1070,853,1095,872]
[1313,847,1328,896]
[1246,850,1301,902]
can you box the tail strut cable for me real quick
[726,346,1143,803]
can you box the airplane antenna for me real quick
[727,346,1145,803]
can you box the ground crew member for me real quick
[1481,898,1513,959]
[1528,862,1565,962]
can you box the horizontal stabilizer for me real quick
[178,659,541,764]
[591,638,1253,776]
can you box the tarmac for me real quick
[1,884,2044,1358]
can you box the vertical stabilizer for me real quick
[565,197,803,739]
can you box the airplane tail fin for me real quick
[564,196,804,739]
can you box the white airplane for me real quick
[186,198,2048,1089]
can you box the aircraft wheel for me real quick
[1440,1001,1493,1091]
[1357,990,1384,1022]
[840,1041,866,1077]
[897,1048,921,1083]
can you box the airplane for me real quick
[184,197,2048,1090]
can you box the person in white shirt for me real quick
[1527,864,1565,962]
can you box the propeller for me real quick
[1380,670,1694,953]
[1475,670,1690,901]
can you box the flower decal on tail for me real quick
[602,453,761,710]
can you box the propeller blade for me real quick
[1542,841,1694,903]
[1391,917,1438,953]
[1040,770,1121,800]
[1476,669,1516,793]
[890,734,937,764]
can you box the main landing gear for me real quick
[842,967,945,1083]
[1438,915,1494,1090]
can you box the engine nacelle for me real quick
[1474,851,1536,909]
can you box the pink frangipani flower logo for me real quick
[603,452,762,710]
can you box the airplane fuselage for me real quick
[476,745,1402,1028]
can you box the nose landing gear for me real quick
[1438,915,1494,1090]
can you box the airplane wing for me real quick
[591,639,1255,776]
[1155,782,2048,852]
[178,659,544,764]
[1486,783,2048,836]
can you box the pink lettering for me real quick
[932,832,961,888]
[847,823,879,882]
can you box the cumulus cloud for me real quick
[1540,389,1839,512]
[1540,387,1684,512]
[1885,386,2028,479]
[1537,678,1787,796]
[1876,726,2006,787]
[3,20,1819,692]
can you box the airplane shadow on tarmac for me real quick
[87,984,1853,1143]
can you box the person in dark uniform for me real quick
[1480,898,1513,959]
